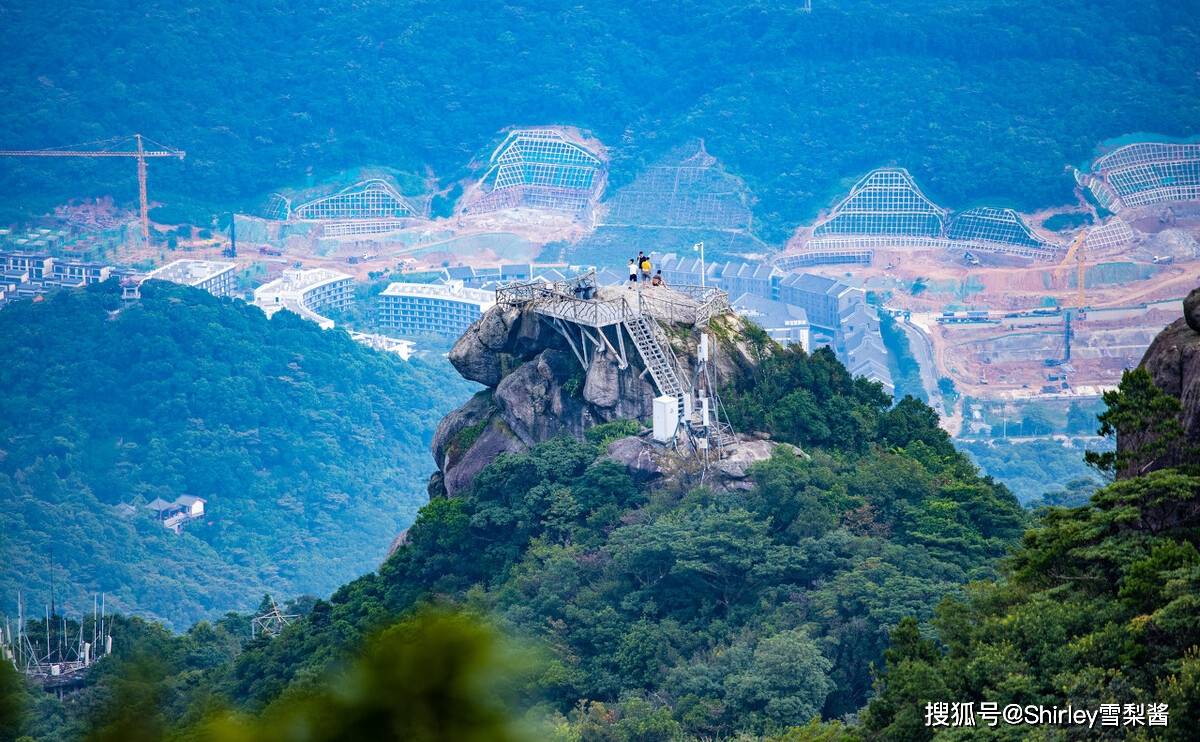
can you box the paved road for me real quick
[899,316,965,435]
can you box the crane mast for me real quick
[0,134,185,243]
[1054,228,1090,310]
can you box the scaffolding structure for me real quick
[293,179,419,220]
[263,193,292,221]
[318,219,409,237]
[465,129,603,215]
[813,168,946,238]
[250,598,297,639]
[946,207,1053,252]
[1,592,113,690]
[801,168,1062,261]
[1084,142,1200,210]
[495,272,736,462]
[1082,217,1135,256]
[775,242,875,269]
[601,144,753,230]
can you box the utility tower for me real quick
[0,134,186,243]
[251,598,297,639]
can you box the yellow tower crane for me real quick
[1054,228,1090,311]
[0,135,185,243]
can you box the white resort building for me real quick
[253,268,354,329]
[377,280,496,338]
[142,259,238,297]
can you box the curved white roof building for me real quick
[253,268,354,329]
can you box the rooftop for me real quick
[253,269,353,329]
[256,268,352,296]
[348,332,416,359]
[143,259,237,286]
[778,272,852,297]
[731,293,810,328]
[380,280,495,305]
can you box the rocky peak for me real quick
[429,294,760,498]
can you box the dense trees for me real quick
[864,368,1200,741]
[3,341,1031,740]
[7,305,1195,739]
[2,1,1198,239]
[864,467,1200,741]
[0,281,475,627]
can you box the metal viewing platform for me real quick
[495,270,731,328]
[495,271,736,460]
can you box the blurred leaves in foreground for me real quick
[203,609,534,742]
[2,610,535,742]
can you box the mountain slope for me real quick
[0,281,475,627]
[4,333,1031,740]
[864,299,1200,740]
[1,1,1198,236]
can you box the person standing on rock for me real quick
[640,254,652,282]
[628,258,639,287]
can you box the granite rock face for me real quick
[1185,287,1200,333]
[1120,292,1200,475]
[429,303,757,498]
[604,434,806,492]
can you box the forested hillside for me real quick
[864,369,1200,741]
[4,346,1031,740]
[0,282,475,628]
[1,1,1198,237]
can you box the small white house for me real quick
[173,495,206,518]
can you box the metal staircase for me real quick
[623,314,687,415]
[624,314,737,455]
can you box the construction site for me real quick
[3,129,1199,423]
[771,142,1200,418]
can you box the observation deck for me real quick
[496,271,736,459]
[495,270,730,328]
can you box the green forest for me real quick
[1,1,1198,239]
[959,438,1107,505]
[0,281,475,628]
[2,326,1196,740]
[5,345,1038,739]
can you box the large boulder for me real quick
[494,348,590,445]
[431,391,495,473]
[605,435,668,483]
[717,438,785,480]
[428,299,761,500]
[604,434,806,492]
[448,305,521,386]
[1185,287,1200,333]
[442,418,525,497]
[583,351,657,419]
[1122,297,1200,475]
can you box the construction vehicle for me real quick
[0,135,185,243]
